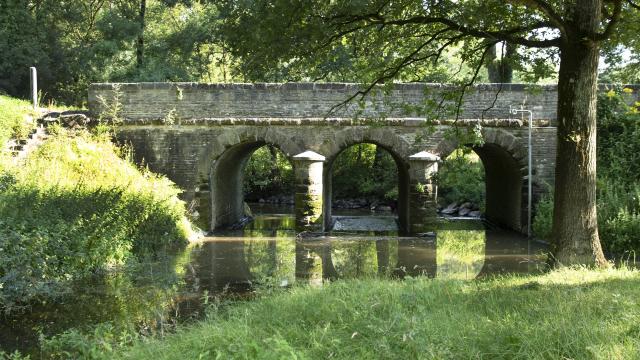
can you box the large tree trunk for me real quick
[551,0,607,267]
[136,0,146,69]
[486,42,514,83]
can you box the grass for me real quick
[101,268,640,360]
[0,95,38,145]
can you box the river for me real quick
[0,204,547,355]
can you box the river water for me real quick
[1,204,547,355]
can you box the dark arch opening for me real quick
[439,143,525,232]
[209,141,293,230]
[473,143,524,231]
[323,142,410,233]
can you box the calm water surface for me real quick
[1,204,547,355]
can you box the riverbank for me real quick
[0,107,194,313]
[40,267,640,359]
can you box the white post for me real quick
[30,67,38,110]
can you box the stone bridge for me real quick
[89,82,561,234]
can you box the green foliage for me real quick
[0,1,230,105]
[40,322,139,360]
[594,91,640,254]
[0,129,191,313]
[532,192,554,241]
[332,143,398,201]
[436,149,485,209]
[243,146,294,201]
[436,227,486,279]
[113,268,640,359]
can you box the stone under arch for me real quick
[436,128,529,232]
[322,140,411,233]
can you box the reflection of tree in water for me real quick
[245,235,296,284]
[190,236,253,293]
[330,240,378,278]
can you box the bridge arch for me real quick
[204,127,301,230]
[436,128,530,232]
[322,140,411,232]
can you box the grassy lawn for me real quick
[108,268,640,360]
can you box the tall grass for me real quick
[86,268,640,359]
[0,95,37,145]
[0,127,192,313]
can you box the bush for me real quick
[331,143,398,202]
[0,95,37,145]
[243,145,294,201]
[0,129,192,313]
[532,192,553,240]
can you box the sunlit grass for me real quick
[0,95,38,145]
[113,268,640,359]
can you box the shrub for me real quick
[0,95,37,145]
[0,129,192,313]
[532,192,553,240]
[532,91,640,255]
[436,148,485,209]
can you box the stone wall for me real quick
[89,82,566,123]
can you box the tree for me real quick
[137,0,147,69]
[216,0,639,266]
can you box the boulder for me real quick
[458,207,471,216]
[440,202,459,215]
[243,202,253,217]
[468,210,482,217]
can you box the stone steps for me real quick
[5,125,49,162]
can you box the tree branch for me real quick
[329,14,561,48]
[596,0,624,41]
[323,32,465,117]
[506,0,567,37]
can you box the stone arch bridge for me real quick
[89,82,560,234]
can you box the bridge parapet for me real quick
[89,82,562,124]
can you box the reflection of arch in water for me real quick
[437,128,530,232]
[323,141,410,233]
[477,229,547,276]
[394,238,437,278]
[190,239,253,292]
[325,239,380,278]
[207,140,295,230]
[190,237,298,293]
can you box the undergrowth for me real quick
[0,126,192,313]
